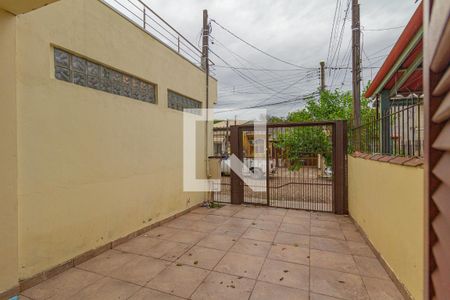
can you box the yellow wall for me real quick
[0,0,59,15]
[15,0,216,280]
[348,156,424,299]
[0,8,19,294]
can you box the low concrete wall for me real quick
[348,156,424,299]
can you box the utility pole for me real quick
[201,9,209,73]
[320,61,326,92]
[202,9,211,184]
[352,0,361,127]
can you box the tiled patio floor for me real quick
[21,205,405,300]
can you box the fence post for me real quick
[143,6,146,29]
[334,120,348,215]
[230,126,243,205]
[380,90,391,154]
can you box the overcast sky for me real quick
[109,0,420,119]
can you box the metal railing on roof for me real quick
[102,0,203,67]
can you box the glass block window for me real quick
[168,90,202,114]
[54,48,156,104]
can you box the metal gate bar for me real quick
[229,121,347,214]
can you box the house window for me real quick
[167,90,201,114]
[54,48,156,103]
[254,138,265,154]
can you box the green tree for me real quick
[286,89,374,123]
[273,89,375,170]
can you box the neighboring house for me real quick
[0,0,217,296]
[364,3,423,156]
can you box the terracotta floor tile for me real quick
[109,255,170,286]
[21,268,102,300]
[166,230,206,244]
[197,234,237,251]
[340,222,358,231]
[210,209,239,217]
[146,240,191,261]
[146,264,209,298]
[250,281,309,300]
[19,296,33,300]
[279,223,310,235]
[114,236,161,256]
[177,246,226,270]
[362,277,404,300]
[165,218,195,230]
[258,259,309,290]
[191,271,255,300]
[242,228,277,242]
[128,287,184,300]
[310,227,345,240]
[310,293,342,299]
[347,241,375,258]
[212,226,245,238]
[310,267,369,300]
[250,220,280,231]
[310,237,350,254]
[191,207,214,215]
[177,213,206,222]
[311,220,340,230]
[311,213,339,222]
[233,209,262,220]
[264,208,288,216]
[19,206,398,300]
[214,252,265,279]
[257,214,284,223]
[67,277,140,300]
[336,216,353,224]
[77,250,136,275]
[224,217,253,227]
[343,229,365,242]
[268,244,310,265]
[285,210,311,219]
[202,215,230,224]
[310,249,358,274]
[354,256,389,279]
[283,216,311,225]
[187,220,219,233]
[274,232,310,248]
[230,238,271,257]
[144,226,179,240]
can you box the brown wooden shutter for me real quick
[424,0,450,299]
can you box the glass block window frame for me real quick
[54,48,156,104]
[167,90,202,114]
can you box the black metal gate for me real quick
[228,121,347,214]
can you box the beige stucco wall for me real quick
[15,0,217,280]
[0,0,59,15]
[0,8,19,294]
[348,156,424,299]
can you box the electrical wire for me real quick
[210,19,315,70]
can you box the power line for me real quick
[218,70,318,92]
[211,35,297,81]
[328,0,351,70]
[210,19,315,70]
[362,25,405,32]
[209,48,292,101]
[213,65,308,72]
[327,0,342,65]
[215,91,319,113]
